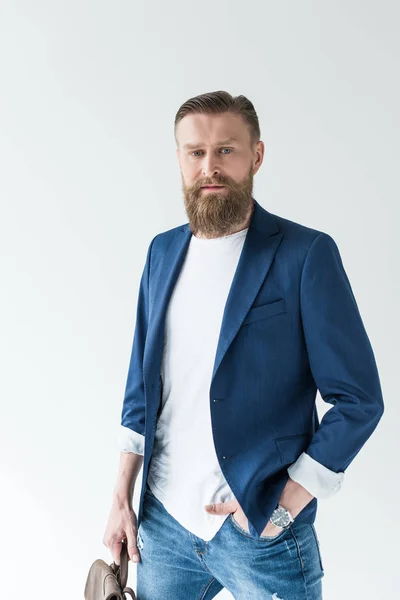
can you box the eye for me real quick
[190,148,233,157]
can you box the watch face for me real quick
[271,507,291,528]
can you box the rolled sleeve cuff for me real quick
[118,425,145,456]
[287,452,344,499]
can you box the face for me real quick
[176,112,264,237]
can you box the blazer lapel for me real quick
[211,201,283,383]
[143,225,192,382]
[144,199,283,392]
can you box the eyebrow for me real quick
[182,137,238,150]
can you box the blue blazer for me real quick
[121,198,384,539]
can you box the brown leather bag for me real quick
[84,539,136,600]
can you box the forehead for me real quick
[176,112,250,148]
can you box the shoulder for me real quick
[271,211,338,257]
[274,212,329,243]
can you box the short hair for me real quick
[174,90,261,149]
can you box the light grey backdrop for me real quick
[0,1,398,598]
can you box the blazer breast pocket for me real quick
[242,298,285,326]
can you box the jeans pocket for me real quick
[229,513,289,542]
[229,513,253,538]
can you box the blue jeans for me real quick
[136,483,324,599]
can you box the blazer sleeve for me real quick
[117,235,157,455]
[288,232,384,496]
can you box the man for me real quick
[103,91,384,599]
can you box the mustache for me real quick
[193,178,231,190]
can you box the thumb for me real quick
[204,500,239,515]
[126,534,141,563]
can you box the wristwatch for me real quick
[269,504,295,529]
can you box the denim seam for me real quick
[310,524,324,573]
[190,541,218,581]
[197,576,219,600]
[289,527,309,600]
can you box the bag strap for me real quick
[119,540,129,589]
[111,539,129,589]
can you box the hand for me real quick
[204,476,314,537]
[204,498,251,533]
[278,476,314,520]
[103,496,141,564]
[205,499,283,537]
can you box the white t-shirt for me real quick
[147,226,249,540]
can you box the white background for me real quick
[0,1,398,598]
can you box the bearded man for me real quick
[103,90,384,600]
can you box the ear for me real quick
[253,140,264,175]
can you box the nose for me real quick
[201,156,221,179]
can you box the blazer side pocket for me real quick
[274,432,312,465]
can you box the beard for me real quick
[182,166,254,238]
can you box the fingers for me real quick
[109,537,140,564]
[106,534,140,565]
[127,535,141,563]
[103,505,141,564]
